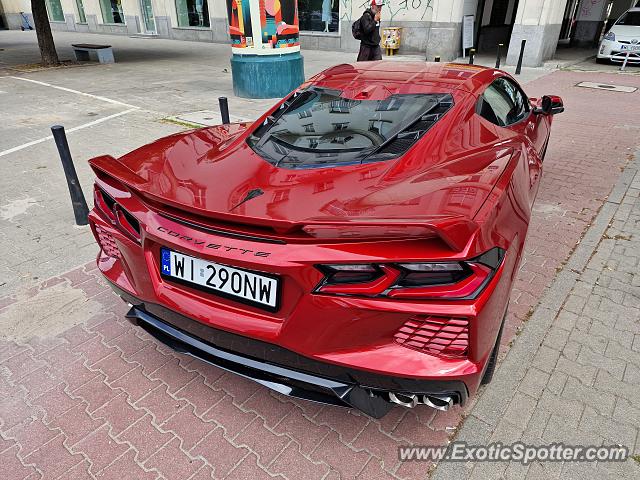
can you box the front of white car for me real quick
[597,8,640,63]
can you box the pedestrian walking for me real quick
[353,0,384,61]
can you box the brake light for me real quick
[115,205,141,242]
[94,186,141,243]
[94,186,117,223]
[387,263,491,299]
[318,265,401,295]
[315,248,503,300]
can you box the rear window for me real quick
[248,87,453,169]
[617,11,640,26]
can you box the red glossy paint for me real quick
[87,62,561,413]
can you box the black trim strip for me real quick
[126,305,397,417]
[109,283,468,404]
[128,306,351,405]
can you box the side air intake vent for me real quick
[394,315,469,358]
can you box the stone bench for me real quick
[72,44,115,64]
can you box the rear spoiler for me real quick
[89,155,478,252]
[298,217,478,252]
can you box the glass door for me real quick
[140,0,156,33]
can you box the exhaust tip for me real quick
[388,392,455,411]
[422,395,453,411]
[388,392,418,408]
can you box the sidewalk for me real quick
[1,29,640,480]
[432,152,640,480]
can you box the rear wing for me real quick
[89,155,478,252]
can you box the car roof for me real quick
[309,61,506,99]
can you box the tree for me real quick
[31,0,60,66]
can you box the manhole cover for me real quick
[576,81,637,93]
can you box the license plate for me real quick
[160,248,279,311]
[621,45,640,51]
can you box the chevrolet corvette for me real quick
[88,62,563,418]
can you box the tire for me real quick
[596,57,608,64]
[480,311,506,385]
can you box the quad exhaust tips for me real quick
[388,392,454,411]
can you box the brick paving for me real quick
[432,152,640,480]
[1,70,640,479]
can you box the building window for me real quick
[76,0,87,23]
[176,0,210,28]
[46,0,65,22]
[100,0,125,24]
[299,0,339,33]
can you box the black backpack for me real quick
[352,17,363,40]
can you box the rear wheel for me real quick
[481,311,506,385]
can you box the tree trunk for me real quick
[31,0,60,66]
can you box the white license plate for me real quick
[160,248,279,310]
[621,45,640,51]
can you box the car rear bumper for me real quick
[115,285,469,418]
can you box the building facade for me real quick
[1,0,638,65]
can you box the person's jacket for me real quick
[360,9,381,47]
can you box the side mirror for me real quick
[534,95,564,115]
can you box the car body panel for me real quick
[88,62,559,416]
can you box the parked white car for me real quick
[597,8,640,64]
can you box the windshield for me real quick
[248,87,453,169]
[617,11,640,26]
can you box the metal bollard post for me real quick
[495,43,503,69]
[434,56,441,62]
[620,51,630,71]
[51,125,89,226]
[469,49,475,65]
[218,96,230,124]
[515,39,526,75]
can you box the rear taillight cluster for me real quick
[315,248,503,300]
[394,315,469,358]
[93,186,141,253]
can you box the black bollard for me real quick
[218,96,230,125]
[515,39,526,75]
[434,56,441,62]
[51,125,89,226]
[469,49,475,65]
[495,43,503,69]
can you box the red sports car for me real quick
[88,62,563,418]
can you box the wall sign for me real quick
[462,14,474,54]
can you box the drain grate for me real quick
[576,81,637,93]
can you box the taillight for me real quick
[115,205,141,242]
[94,186,141,243]
[387,263,491,299]
[317,265,401,295]
[94,186,117,223]
[314,248,503,300]
[396,262,469,286]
